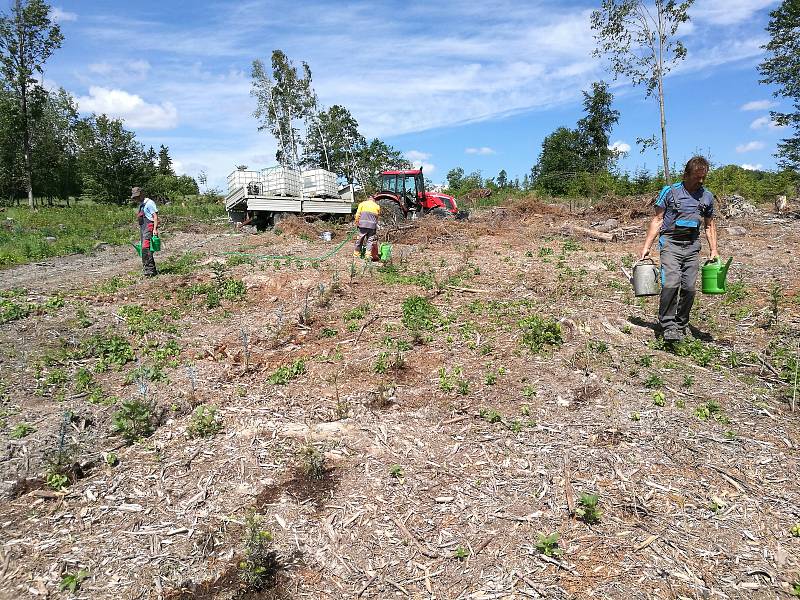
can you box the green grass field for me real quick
[0,199,226,269]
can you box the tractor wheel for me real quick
[377,198,405,226]
[430,207,451,219]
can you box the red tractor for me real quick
[373,167,467,224]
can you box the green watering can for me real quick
[701,257,733,294]
[133,235,161,256]
[379,243,391,262]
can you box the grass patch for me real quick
[159,252,203,275]
[377,263,435,289]
[402,296,440,332]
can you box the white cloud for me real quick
[735,141,765,153]
[404,150,435,174]
[741,99,776,111]
[76,86,178,129]
[465,147,496,155]
[741,163,763,171]
[404,150,431,163]
[692,0,776,25]
[51,7,77,22]
[750,115,785,130]
[609,140,631,154]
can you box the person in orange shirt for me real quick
[353,197,381,260]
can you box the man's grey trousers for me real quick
[658,236,701,335]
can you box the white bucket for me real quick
[321,231,333,242]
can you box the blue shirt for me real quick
[656,183,715,239]
[140,198,158,221]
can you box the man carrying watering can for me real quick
[353,196,381,261]
[640,156,719,342]
[132,186,159,277]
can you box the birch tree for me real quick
[0,0,63,208]
[591,0,693,183]
[251,50,316,167]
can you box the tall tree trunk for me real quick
[16,0,34,209]
[21,88,33,209]
[656,3,670,185]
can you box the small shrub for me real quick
[76,333,134,367]
[534,532,561,557]
[343,304,369,321]
[10,422,35,439]
[644,372,664,388]
[46,471,70,491]
[389,464,404,479]
[518,315,562,353]
[267,359,306,385]
[321,327,338,338]
[239,513,280,591]
[299,444,325,480]
[188,404,222,438]
[673,339,720,367]
[454,546,469,560]
[575,493,601,524]
[694,399,723,421]
[652,390,666,406]
[479,408,502,423]
[124,365,167,385]
[59,570,89,593]
[73,368,94,392]
[112,399,154,443]
[220,278,246,301]
[0,298,32,324]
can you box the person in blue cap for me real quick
[640,157,719,342]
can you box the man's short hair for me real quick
[683,156,710,180]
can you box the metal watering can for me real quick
[701,257,733,294]
[622,258,660,297]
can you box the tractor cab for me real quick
[378,170,425,212]
[375,167,463,220]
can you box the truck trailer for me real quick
[225,166,353,229]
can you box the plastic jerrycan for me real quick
[701,257,733,294]
[631,258,660,296]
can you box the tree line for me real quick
[0,0,198,208]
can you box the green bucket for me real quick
[150,235,161,252]
[379,243,391,262]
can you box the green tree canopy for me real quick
[532,127,582,196]
[758,0,800,170]
[157,144,174,175]
[76,114,151,204]
[576,81,620,173]
[0,0,63,207]
[302,104,366,182]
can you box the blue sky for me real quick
[39,0,788,188]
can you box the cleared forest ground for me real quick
[0,197,799,599]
